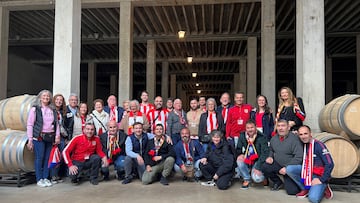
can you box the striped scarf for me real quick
[206,112,218,134]
[301,139,314,189]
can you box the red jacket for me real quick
[225,104,252,139]
[63,134,105,167]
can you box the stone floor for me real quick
[0,176,358,203]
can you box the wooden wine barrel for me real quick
[0,130,34,173]
[313,132,360,178]
[0,95,36,131]
[319,94,360,140]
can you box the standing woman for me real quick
[198,98,224,151]
[73,102,91,137]
[50,94,67,183]
[250,95,274,140]
[26,90,60,187]
[275,87,306,132]
[90,99,109,135]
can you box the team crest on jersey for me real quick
[322,148,330,155]
[244,109,248,113]
[92,141,96,145]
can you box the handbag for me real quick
[48,145,61,169]
[200,134,211,143]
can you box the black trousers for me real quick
[69,154,101,181]
[262,160,301,195]
[200,163,233,190]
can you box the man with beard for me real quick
[139,91,155,115]
[187,98,202,140]
[146,96,169,134]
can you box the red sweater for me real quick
[63,134,105,167]
[225,104,252,139]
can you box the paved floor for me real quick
[0,176,358,203]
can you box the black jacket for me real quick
[143,136,175,167]
[100,130,128,158]
[205,141,234,177]
[198,111,225,143]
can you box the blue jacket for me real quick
[309,139,334,183]
[250,109,274,141]
[125,132,149,158]
[104,106,124,124]
[174,139,205,167]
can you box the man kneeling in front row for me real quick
[63,122,108,185]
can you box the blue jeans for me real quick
[237,160,262,181]
[174,159,202,178]
[123,156,145,180]
[286,165,304,190]
[202,143,208,153]
[33,139,53,181]
[101,155,126,177]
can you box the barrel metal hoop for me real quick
[8,134,18,172]
[1,132,13,173]
[0,98,10,129]
[17,134,28,171]
[327,97,341,132]
[338,95,358,137]
[20,96,33,129]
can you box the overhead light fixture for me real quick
[192,72,197,78]
[178,30,186,39]
[197,90,201,94]
[94,32,100,40]
[195,83,200,87]
[187,56,193,63]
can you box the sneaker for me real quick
[201,180,216,187]
[71,178,80,185]
[160,175,169,186]
[37,179,46,187]
[271,182,283,191]
[122,178,132,184]
[296,190,309,198]
[324,184,334,199]
[43,179,52,187]
[262,179,269,187]
[90,179,99,185]
[241,180,250,190]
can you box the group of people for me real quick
[26,87,334,203]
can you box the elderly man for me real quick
[174,128,205,181]
[142,124,175,185]
[216,92,233,127]
[120,100,149,135]
[262,119,303,194]
[104,95,124,127]
[99,120,127,181]
[63,93,79,140]
[287,125,334,202]
[146,96,169,134]
[63,122,108,185]
[236,120,269,189]
[167,98,188,145]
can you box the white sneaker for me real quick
[43,179,52,187]
[37,179,46,187]
[201,180,216,186]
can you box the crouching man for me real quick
[142,124,175,185]
[63,122,108,185]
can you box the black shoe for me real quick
[71,178,80,185]
[182,176,187,181]
[122,178,132,184]
[102,176,110,181]
[160,175,169,186]
[90,179,99,185]
[271,182,283,191]
[117,171,125,180]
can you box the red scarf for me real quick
[206,112,218,134]
[174,110,187,127]
[244,134,259,165]
[301,139,314,189]
[183,142,193,162]
[107,132,121,163]
[110,106,117,122]
[222,107,228,124]
[80,115,86,133]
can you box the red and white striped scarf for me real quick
[301,139,314,189]
[148,109,168,133]
[140,103,154,115]
[110,106,117,122]
[127,111,144,135]
[206,112,218,134]
[222,107,228,124]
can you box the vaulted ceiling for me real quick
[4,0,360,97]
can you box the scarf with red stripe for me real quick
[127,111,144,135]
[206,112,218,134]
[301,139,314,189]
[221,107,228,124]
[107,132,121,163]
[244,133,259,165]
[110,106,117,122]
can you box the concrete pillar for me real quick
[118,1,133,102]
[247,37,257,105]
[239,59,247,94]
[233,74,240,92]
[87,62,96,109]
[296,0,325,132]
[146,40,156,101]
[261,0,276,111]
[110,74,117,95]
[53,0,81,100]
[170,74,176,98]
[0,7,9,99]
[325,57,332,103]
[357,35,360,94]
[161,61,169,99]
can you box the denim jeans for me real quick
[123,156,145,180]
[202,143,208,153]
[286,165,304,190]
[174,159,202,178]
[101,155,126,177]
[33,139,53,181]
[237,160,262,181]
